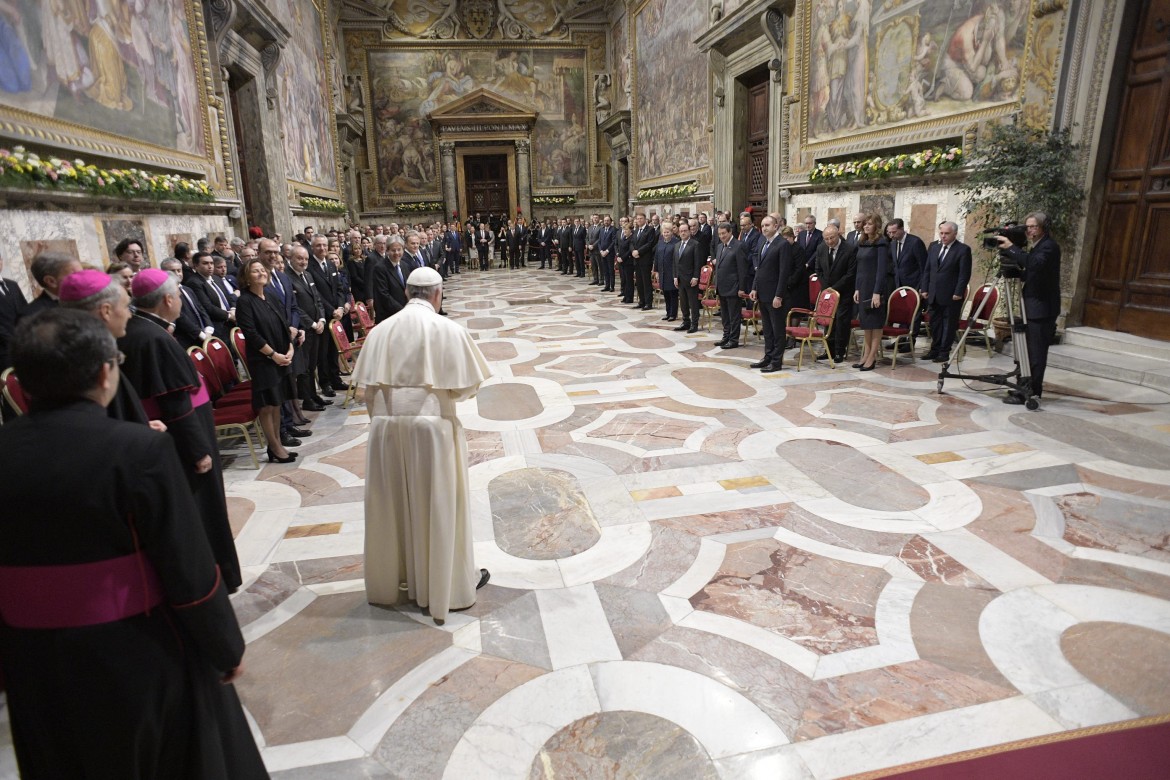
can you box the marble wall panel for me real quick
[97,218,147,267]
[909,203,939,241]
[0,210,102,294]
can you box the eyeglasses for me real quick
[108,351,125,367]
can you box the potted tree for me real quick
[957,120,1084,344]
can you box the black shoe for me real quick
[761,363,783,373]
[686,327,698,334]
[859,363,876,372]
[661,315,671,321]
[721,342,740,350]
[932,356,946,363]
[673,324,688,331]
[280,434,302,447]
[749,360,769,368]
[439,309,448,316]
[814,353,828,361]
[301,400,325,412]
[288,427,312,437]
[897,344,913,353]
[320,387,336,398]
[1003,393,1025,405]
[266,448,297,464]
[852,362,863,369]
[714,340,728,347]
[315,397,334,406]
[333,382,350,392]
[476,568,491,589]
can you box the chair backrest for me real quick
[886,286,921,328]
[968,284,999,324]
[354,301,375,331]
[1,368,29,415]
[813,289,840,330]
[204,336,241,387]
[330,319,352,352]
[229,327,250,377]
[697,263,714,291]
[187,346,224,399]
[808,273,822,303]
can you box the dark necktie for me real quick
[396,264,404,286]
[272,273,285,299]
[938,244,949,265]
[830,247,836,266]
[895,240,903,260]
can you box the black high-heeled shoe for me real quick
[859,363,876,372]
[267,448,297,463]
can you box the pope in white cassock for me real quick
[352,266,493,624]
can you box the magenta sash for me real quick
[0,553,164,629]
[141,375,211,421]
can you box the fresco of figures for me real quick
[367,47,588,195]
[635,0,709,183]
[807,0,1031,143]
[267,0,338,191]
[0,0,205,157]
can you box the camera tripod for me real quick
[935,271,1038,410]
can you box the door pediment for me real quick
[428,88,538,133]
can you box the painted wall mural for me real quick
[0,0,205,158]
[806,0,1031,145]
[268,0,339,192]
[609,10,630,112]
[634,0,709,184]
[367,46,588,195]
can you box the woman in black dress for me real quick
[853,213,892,371]
[235,257,297,462]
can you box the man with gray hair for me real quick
[24,253,83,318]
[369,234,412,324]
[353,266,492,625]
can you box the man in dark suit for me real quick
[288,244,330,410]
[596,217,617,291]
[920,221,973,362]
[845,214,865,245]
[886,218,928,352]
[586,215,602,284]
[572,218,588,278]
[749,215,797,372]
[161,258,213,349]
[799,215,824,268]
[308,236,347,392]
[996,211,1062,405]
[630,213,658,309]
[186,251,234,341]
[258,240,300,338]
[369,236,412,324]
[696,213,714,263]
[508,220,527,269]
[443,222,462,276]
[673,219,703,334]
[738,212,763,289]
[713,222,750,348]
[0,252,28,373]
[23,253,83,320]
[814,225,857,363]
[554,218,569,274]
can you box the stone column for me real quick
[515,139,532,220]
[440,141,457,221]
[612,158,628,218]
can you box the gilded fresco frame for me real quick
[0,0,219,181]
[795,0,1046,160]
[281,0,346,201]
[346,32,603,209]
[630,0,712,190]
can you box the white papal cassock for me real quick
[351,297,492,621]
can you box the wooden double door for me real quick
[464,155,509,218]
[1084,0,1170,337]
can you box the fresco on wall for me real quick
[609,11,629,112]
[268,0,338,191]
[634,0,709,183]
[367,47,588,194]
[806,0,1030,144]
[0,0,205,157]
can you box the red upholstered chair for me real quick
[1,368,29,416]
[808,273,822,304]
[880,287,922,369]
[786,289,840,371]
[697,263,718,331]
[203,337,251,396]
[187,347,263,469]
[187,347,251,408]
[229,327,251,381]
[740,299,761,344]
[958,283,999,358]
[330,320,361,408]
[352,302,376,338]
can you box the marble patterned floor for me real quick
[6,269,1170,779]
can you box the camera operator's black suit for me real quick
[921,239,972,358]
[1001,234,1061,399]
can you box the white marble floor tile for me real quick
[261,736,366,774]
[923,528,1052,591]
[536,585,623,669]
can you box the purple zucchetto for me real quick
[59,269,116,302]
[131,268,170,298]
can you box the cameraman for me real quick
[995,211,1061,406]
